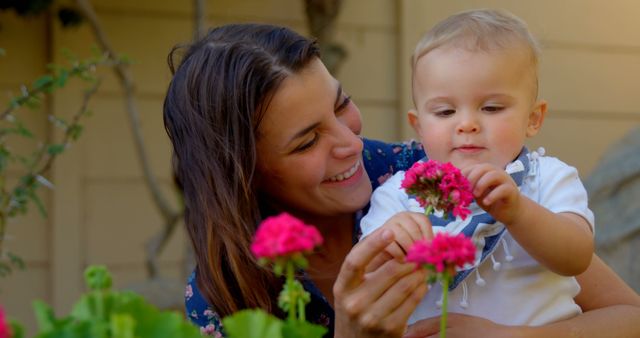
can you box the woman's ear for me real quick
[526,100,547,137]
[408,109,422,135]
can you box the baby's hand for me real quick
[375,211,433,261]
[463,163,522,225]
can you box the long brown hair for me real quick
[163,24,320,317]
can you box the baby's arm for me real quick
[464,163,593,276]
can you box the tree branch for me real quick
[75,0,182,278]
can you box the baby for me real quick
[361,9,594,326]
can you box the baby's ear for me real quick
[526,100,547,137]
[407,109,421,134]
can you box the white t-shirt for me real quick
[360,153,595,326]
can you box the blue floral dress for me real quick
[185,138,425,337]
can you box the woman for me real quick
[164,23,640,337]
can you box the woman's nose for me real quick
[331,122,363,159]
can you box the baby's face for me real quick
[409,46,545,170]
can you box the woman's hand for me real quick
[333,229,429,338]
[403,314,517,338]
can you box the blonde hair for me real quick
[412,8,541,98]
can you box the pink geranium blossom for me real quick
[0,307,10,338]
[406,232,476,338]
[406,232,476,273]
[251,213,323,259]
[401,160,473,220]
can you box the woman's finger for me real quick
[366,250,394,273]
[335,229,395,291]
[356,270,428,335]
[377,277,429,332]
[407,212,434,240]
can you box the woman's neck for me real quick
[303,212,356,307]
[307,213,355,246]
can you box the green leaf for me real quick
[9,319,25,338]
[0,145,11,172]
[7,251,26,269]
[68,124,83,141]
[118,53,133,65]
[32,75,54,92]
[28,189,48,218]
[282,320,327,338]
[8,97,20,110]
[16,122,35,138]
[32,300,57,332]
[47,144,66,155]
[222,309,284,338]
[57,69,69,87]
[110,314,136,338]
[24,95,41,110]
[0,48,5,56]
[85,265,113,291]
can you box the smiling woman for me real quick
[255,58,372,221]
[163,23,430,337]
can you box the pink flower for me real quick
[401,160,473,220]
[251,213,323,259]
[406,233,476,273]
[0,307,10,338]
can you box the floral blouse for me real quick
[185,138,425,337]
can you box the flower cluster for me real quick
[0,307,9,338]
[223,213,327,338]
[401,160,473,220]
[406,232,476,274]
[251,213,323,259]
[406,232,476,338]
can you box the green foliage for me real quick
[23,266,203,338]
[282,321,328,338]
[222,310,283,338]
[223,259,327,338]
[0,48,116,277]
[9,319,26,338]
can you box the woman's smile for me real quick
[325,160,363,184]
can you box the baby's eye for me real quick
[434,109,456,117]
[482,106,504,113]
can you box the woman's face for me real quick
[255,58,372,219]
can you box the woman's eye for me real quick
[335,95,351,113]
[294,134,319,153]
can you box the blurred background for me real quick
[1,0,638,335]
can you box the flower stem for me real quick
[425,205,434,216]
[440,275,449,338]
[286,261,296,322]
[298,297,306,322]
